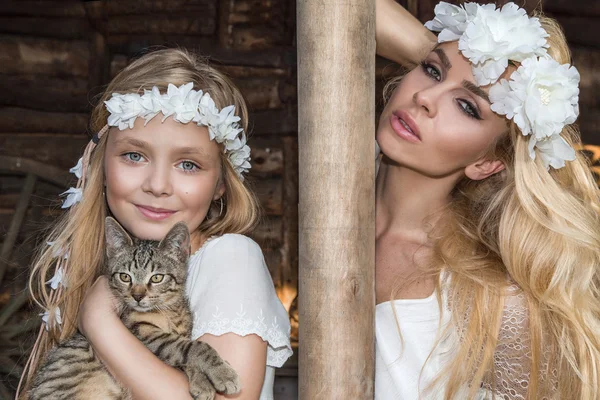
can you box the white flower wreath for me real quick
[426,1,580,170]
[104,82,252,179]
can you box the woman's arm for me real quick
[80,277,267,400]
[376,0,437,65]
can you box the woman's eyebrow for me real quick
[462,80,491,104]
[433,48,452,70]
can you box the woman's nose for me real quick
[412,86,438,117]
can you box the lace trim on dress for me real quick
[191,304,293,368]
[480,287,557,400]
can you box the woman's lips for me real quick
[135,205,176,221]
[390,111,421,143]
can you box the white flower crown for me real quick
[104,82,251,178]
[425,1,580,170]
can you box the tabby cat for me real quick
[30,217,241,400]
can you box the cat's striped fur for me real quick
[30,218,240,400]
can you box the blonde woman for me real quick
[20,49,291,399]
[374,1,600,398]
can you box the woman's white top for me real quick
[185,233,292,400]
[375,291,457,400]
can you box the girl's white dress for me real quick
[185,233,292,400]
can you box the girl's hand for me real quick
[78,275,120,336]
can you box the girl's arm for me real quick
[376,0,437,65]
[79,276,267,400]
[197,333,267,399]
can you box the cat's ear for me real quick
[105,217,133,258]
[159,222,191,260]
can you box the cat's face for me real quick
[104,217,191,312]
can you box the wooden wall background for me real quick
[0,0,597,398]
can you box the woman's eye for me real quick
[421,62,441,81]
[124,152,145,163]
[120,273,131,283]
[150,274,164,283]
[178,161,199,172]
[457,99,481,120]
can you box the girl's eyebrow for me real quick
[114,137,148,149]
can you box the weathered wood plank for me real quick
[107,38,296,67]
[0,35,89,77]
[0,108,88,134]
[0,17,91,39]
[0,1,86,17]
[107,16,215,36]
[0,75,90,112]
[252,178,282,216]
[250,146,284,175]
[573,47,600,110]
[250,216,283,249]
[106,1,216,15]
[549,16,598,48]
[250,109,297,135]
[544,0,600,17]
[0,133,89,169]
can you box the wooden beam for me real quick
[544,0,600,17]
[297,0,376,398]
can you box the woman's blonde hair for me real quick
[385,15,600,400]
[20,48,260,394]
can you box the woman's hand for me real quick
[78,275,120,336]
[376,0,436,65]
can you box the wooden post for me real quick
[297,1,376,398]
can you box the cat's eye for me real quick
[119,273,131,283]
[150,274,164,283]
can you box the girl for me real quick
[20,48,292,399]
[374,1,600,398]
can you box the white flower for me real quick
[529,134,576,170]
[105,93,145,130]
[46,267,66,290]
[46,241,69,259]
[424,2,481,42]
[229,145,252,179]
[457,2,549,85]
[60,187,83,208]
[40,307,62,331]
[104,83,251,179]
[69,158,83,179]
[490,57,580,139]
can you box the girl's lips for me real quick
[136,205,176,221]
[390,113,421,143]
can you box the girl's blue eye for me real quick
[124,152,144,162]
[179,161,199,172]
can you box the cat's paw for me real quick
[188,370,216,400]
[205,362,241,395]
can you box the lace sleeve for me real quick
[480,288,556,400]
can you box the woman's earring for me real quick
[219,198,224,217]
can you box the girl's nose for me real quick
[141,163,172,197]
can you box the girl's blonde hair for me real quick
[21,48,260,394]
[385,15,600,400]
